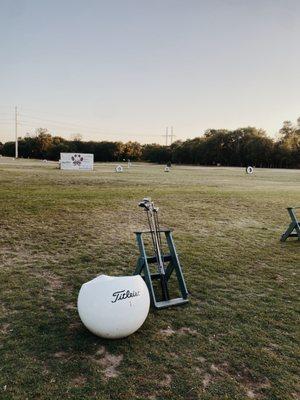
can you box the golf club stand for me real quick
[280,206,300,241]
[134,198,189,309]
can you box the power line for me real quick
[19,113,111,131]
[20,106,92,120]
[19,112,163,137]
[1,107,172,143]
[17,122,162,140]
[18,113,164,138]
[18,124,161,138]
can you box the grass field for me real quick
[0,157,299,400]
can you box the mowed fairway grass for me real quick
[0,158,299,400]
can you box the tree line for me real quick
[0,120,299,168]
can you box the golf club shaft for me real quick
[147,209,169,300]
[154,211,163,251]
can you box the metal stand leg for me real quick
[134,229,189,309]
[281,207,300,241]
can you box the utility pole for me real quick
[165,127,169,146]
[15,106,18,158]
[170,126,175,145]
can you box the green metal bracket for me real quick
[133,229,189,309]
[280,207,300,242]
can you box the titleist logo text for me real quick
[111,289,140,303]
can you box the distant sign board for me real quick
[60,153,94,171]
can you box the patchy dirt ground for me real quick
[0,160,299,399]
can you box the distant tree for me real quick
[35,128,53,158]
[203,129,229,165]
[1,121,299,167]
[169,141,182,164]
[18,137,36,158]
[94,141,123,161]
[275,119,300,167]
[48,141,70,160]
[70,133,83,141]
[122,141,142,161]
[2,141,15,157]
[171,138,206,164]
[142,144,171,163]
[279,120,295,141]
[47,136,69,160]
[233,127,271,167]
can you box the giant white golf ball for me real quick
[77,275,150,339]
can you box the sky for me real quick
[0,0,299,144]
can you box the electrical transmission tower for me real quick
[163,126,175,146]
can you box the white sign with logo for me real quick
[60,153,94,171]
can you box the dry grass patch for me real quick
[158,374,172,387]
[39,270,63,291]
[91,346,124,379]
[53,351,70,360]
[158,326,176,337]
[69,375,87,388]
[202,373,212,390]
[0,323,12,335]
[159,326,198,337]
[68,321,82,331]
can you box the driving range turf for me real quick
[0,158,299,400]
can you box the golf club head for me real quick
[138,198,152,210]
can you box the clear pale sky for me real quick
[0,0,299,144]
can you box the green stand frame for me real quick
[280,207,300,241]
[134,229,189,309]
